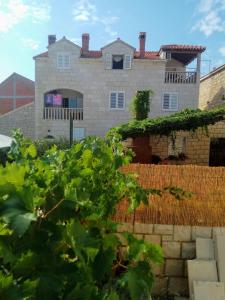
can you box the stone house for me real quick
[0,72,34,115]
[33,32,205,140]
[199,63,225,109]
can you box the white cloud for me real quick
[219,45,225,56]
[192,0,225,36]
[0,0,51,33]
[21,37,39,50]
[72,0,119,37]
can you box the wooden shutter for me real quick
[110,92,117,108]
[57,54,63,68]
[117,92,125,109]
[105,53,112,69]
[124,55,132,69]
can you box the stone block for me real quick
[182,242,196,259]
[192,226,212,240]
[165,259,184,276]
[162,241,181,258]
[133,234,144,240]
[187,260,218,299]
[196,238,214,260]
[145,234,161,245]
[174,225,191,241]
[133,223,153,234]
[193,281,225,300]
[214,234,225,283]
[162,235,173,241]
[168,277,188,296]
[117,222,133,233]
[213,227,225,237]
[154,224,173,235]
[151,276,168,296]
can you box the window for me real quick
[57,52,70,69]
[105,53,132,70]
[73,128,85,141]
[166,52,171,60]
[110,92,125,109]
[162,93,178,111]
[112,55,123,69]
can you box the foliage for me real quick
[34,137,70,156]
[0,133,163,299]
[109,106,225,139]
[130,90,153,120]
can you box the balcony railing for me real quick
[165,71,197,84]
[43,107,83,120]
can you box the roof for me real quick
[101,38,136,51]
[200,63,225,82]
[160,44,206,53]
[33,38,205,64]
[0,72,34,86]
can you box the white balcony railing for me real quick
[43,107,83,120]
[165,71,197,84]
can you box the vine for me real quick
[109,106,225,140]
[130,90,153,120]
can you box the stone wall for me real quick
[0,102,35,139]
[199,66,225,109]
[117,223,222,298]
[149,120,225,166]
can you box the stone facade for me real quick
[117,223,224,298]
[34,34,203,139]
[0,102,35,139]
[199,64,225,109]
[148,120,225,165]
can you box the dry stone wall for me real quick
[117,222,222,298]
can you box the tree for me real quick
[0,132,162,300]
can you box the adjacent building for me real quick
[34,32,205,139]
[199,63,225,109]
[0,73,34,115]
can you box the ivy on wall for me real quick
[130,90,153,120]
[109,106,225,139]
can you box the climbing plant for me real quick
[109,106,225,140]
[131,90,153,120]
[0,132,163,300]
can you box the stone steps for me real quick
[187,233,225,300]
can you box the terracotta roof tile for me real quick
[81,51,102,58]
[134,51,159,59]
[160,44,206,52]
[33,51,48,59]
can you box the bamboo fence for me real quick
[114,164,225,226]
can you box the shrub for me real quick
[0,133,162,299]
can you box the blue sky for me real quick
[1,0,225,82]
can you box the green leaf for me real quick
[25,144,37,159]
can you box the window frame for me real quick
[112,54,124,70]
[162,92,178,111]
[57,52,71,69]
[73,127,85,141]
[109,91,125,110]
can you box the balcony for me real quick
[43,107,83,120]
[165,71,197,84]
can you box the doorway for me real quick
[209,138,225,166]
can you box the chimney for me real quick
[82,33,90,52]
[139,32,146,58]
[48,35,56,46]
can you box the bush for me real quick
[0,133,162,299]
[34,137,70,156]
